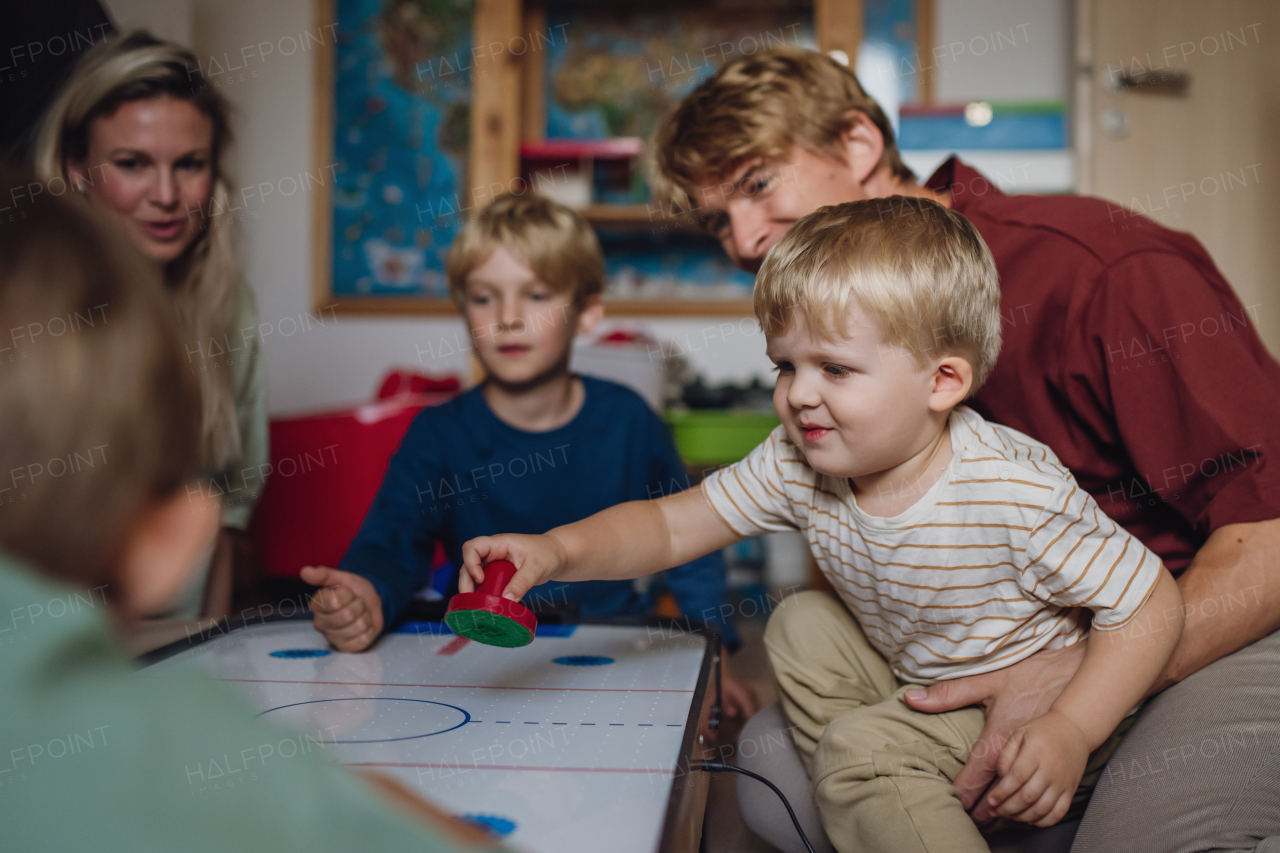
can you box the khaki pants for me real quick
[765,591,1130,853]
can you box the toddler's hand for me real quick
[986,709,1088,827]
[460,533,568,601]
[302,565,384,653]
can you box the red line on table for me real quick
[345,762,674,774]
[220,678,694,693]
[436,636,471,655]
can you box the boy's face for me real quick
[766,308,953,480]
[462,244,601,387]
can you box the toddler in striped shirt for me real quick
[461,196,1184,853]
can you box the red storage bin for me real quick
[250,371,460,578]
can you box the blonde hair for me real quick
[653,47,914,210]
[446,192,604,307]
[32,30,241,473]
[755,196,1003,389]
[0,163,203,592]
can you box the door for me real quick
[1075,0,1280,351]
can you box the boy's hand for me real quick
[460,533,568,601]
[985,709,1089,827]
[302,566,384,653]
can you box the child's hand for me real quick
[302,566,384,653]
[460,533,568,601]
[985,709,1089,827]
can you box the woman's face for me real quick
[68,95,214,265]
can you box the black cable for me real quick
[698,760,817,853]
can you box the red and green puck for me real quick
[444,560,537,647]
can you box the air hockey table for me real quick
[139,612,718,853]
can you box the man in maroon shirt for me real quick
[655,49,1280,852]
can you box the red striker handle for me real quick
[478,560,518,598]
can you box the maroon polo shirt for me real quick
[927,157,1280,572]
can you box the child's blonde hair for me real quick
[755,196,1003,389]
[446,192,604,307]
[0,164,203,594]
[653,47,913,210]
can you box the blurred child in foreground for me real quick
[0,165,501,852]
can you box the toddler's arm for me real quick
[460,485,741,602]
[987,568,1184,826]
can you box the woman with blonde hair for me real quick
[33,30,268,621]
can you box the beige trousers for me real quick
[765,591,1129,853]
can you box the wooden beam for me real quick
[327,298,757,318]
[915,0,936,103]
[311,0,335,312]
[521,0,546,143]
[470,0,523,201]
[815,0,863,66]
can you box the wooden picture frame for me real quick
[312,0,865,317]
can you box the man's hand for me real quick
[986,710,1089,827]
[460,533,569,601]
[720,654,758,720]
[302,566,384,653]
[904,641,1086,824]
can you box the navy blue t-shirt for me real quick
[340,376,739,648]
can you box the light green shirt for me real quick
[220,277,269,530]
[0,550,498,853]
[167,279,271,617]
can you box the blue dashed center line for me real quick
[476,720,680,727]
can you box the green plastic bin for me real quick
[663,409,780,465]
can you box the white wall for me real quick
[176,0,1070,416]
[101,0,192,45]
[934,0,1070,102]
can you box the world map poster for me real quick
[330,0,474,299]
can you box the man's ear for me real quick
[117,489,221,618]
[575,293,605,337]
[928,356,974,413]
[835,111,887,186]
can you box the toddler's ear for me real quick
[929,356,974,412]
[116,488,222,618]
[575,294,605,337]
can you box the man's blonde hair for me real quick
[755,197,1003,389]
[446,193,604,306]
[653,47,913,210]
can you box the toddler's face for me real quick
[462,244,591,387]
[766,308,945,480]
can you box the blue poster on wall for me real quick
[330,0,473,298]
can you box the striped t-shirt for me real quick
[703,406,1163,683]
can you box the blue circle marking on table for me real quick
[269,648,331,659]
[461,814,516,837]
[553,655,614,667]
[256,698,470,743]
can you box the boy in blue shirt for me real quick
[304,193,751,715]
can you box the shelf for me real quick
[326,296,754,317]
[579,204,705,233]
[521,138,644,159]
